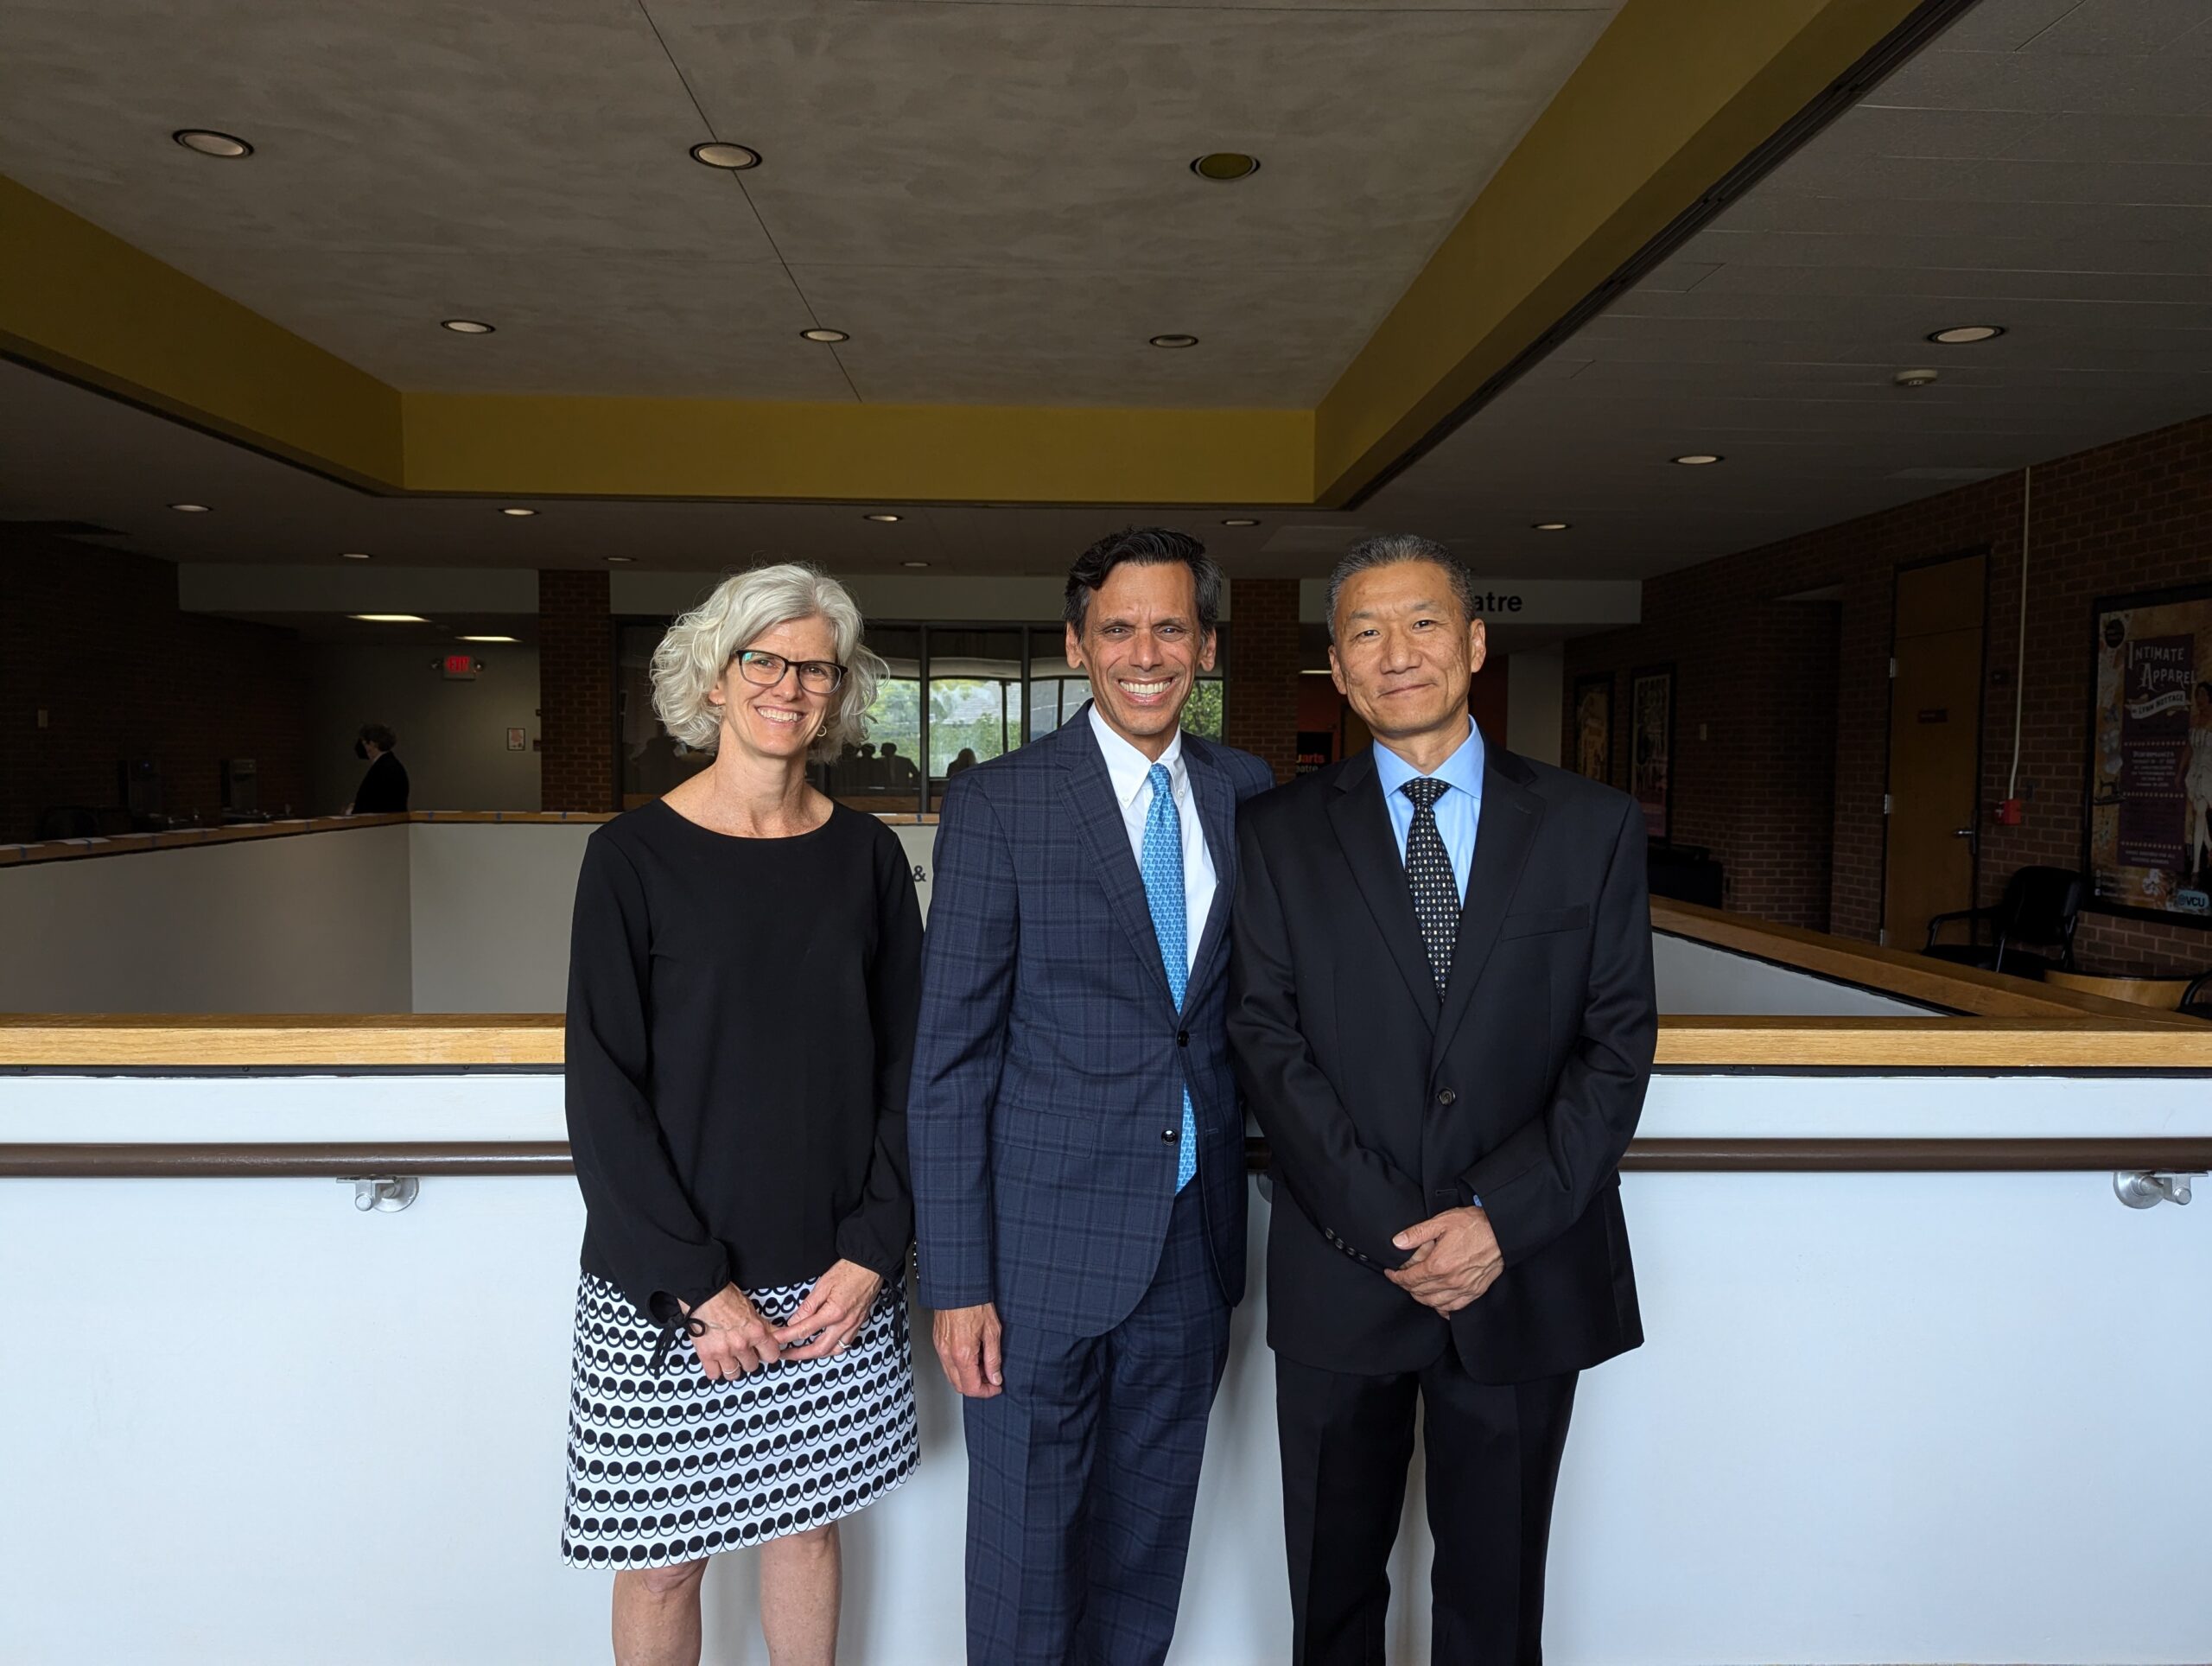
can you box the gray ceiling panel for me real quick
[1683,262,2212,305]
[2005,113,2212,165]
[1869,40,2212,115]
[2014,0,2210,54]
[1689,226,2212,277]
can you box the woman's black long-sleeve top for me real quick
[563,799,924,1319]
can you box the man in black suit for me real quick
[1229,534,1656,1666]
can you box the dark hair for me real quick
[2199,681,2212,703]
[358,723,397,752]
[1064,526,1222,635]
[1325,533,1478,642]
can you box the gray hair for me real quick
[1324,534,1478,641]
[650,563,883,758]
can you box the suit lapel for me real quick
[1059,715,1179,1019]
[1185,737,1236,993]
[1432,749,1543,1059]
[1325,748,1439,1029]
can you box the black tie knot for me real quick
[1402,778,1447,811]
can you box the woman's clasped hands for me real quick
[679,1259,884,1381]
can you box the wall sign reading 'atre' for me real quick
[2086,582,2212,926]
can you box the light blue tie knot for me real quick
[1139,763,1198,1192]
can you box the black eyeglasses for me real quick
[734,649,846,694]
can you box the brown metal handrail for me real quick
[6,1137,2211,1180]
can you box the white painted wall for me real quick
[309,643,542,816]
[1507,646,1565,766]
[408,822,593,1012]
[3,1071,2207,1664]
[0,826,412,1013]
[1655,932,1934,1016]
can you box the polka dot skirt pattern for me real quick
[560,1273,918,1569]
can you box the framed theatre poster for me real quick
[1573,673,1613,785]
[2084,581,2212,926]
[1630,665,1675,843]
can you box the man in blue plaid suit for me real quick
[911,527,1275,1663]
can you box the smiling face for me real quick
[1065,559,1217,760]
[1329,559,1485,749]
[709,613,839,763]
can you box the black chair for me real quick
[1923,866,2082,979]
[2182,971,2212,1022]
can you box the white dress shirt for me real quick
[1089,704,1215,976]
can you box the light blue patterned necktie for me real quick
[1140,762,1198,1192]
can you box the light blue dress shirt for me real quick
[1373,717,1484,901]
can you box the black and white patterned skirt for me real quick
[560,1272,918,1570]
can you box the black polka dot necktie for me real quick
[1401,777,1459,995]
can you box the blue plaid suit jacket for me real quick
[910,709,1275,1337]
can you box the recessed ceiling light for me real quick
[1221,518,1260,527]
[863,512,903,523]
[174,129,251,159]
[1149,334,1199,350]
[606,555,634,563]
[1533,521,1571,531]
[458,634,518,643]
[340,550,372,560]
[1190,152,1261,182]
[499,506,537,518]
[1928,324,2004,345]
[442,318,495,334]
[690,141,761,170]
[901,560,930,569]
[801,327,849,344]
[1671,454,1723,466]
[350,614,425,623]
[168,502,211,513]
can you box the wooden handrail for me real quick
[6,1136,2209,1180]
[1651,899,2196,1023]
[3,1013,2208,1070]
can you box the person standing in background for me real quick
[346,723,409,814]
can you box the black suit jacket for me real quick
[1228,740,1656,1383]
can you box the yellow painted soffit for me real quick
[1313,0,1928,507]
[0,174,404,485]
[401,394,1314,506]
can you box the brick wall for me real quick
[1224,577,1300,782]
[538,569,615,813]
[1565,412,2212,972]
[0,531,308,842]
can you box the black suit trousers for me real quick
[1276,1348,1577,1666]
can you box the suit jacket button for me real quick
[1437,1088,1458,1106]
[1177,1030,1189,1047]
[1162,1127,1179,1143]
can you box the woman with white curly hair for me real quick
[560,563,922,1665]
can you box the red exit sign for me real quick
[442,654,478,680]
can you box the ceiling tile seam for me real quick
[629,0,865,405]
